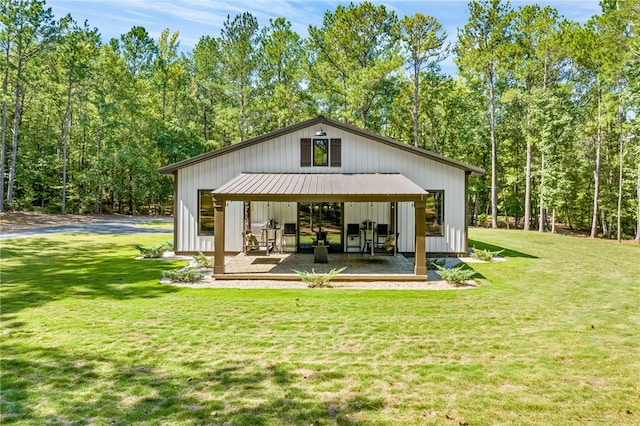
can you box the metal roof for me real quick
[211,173,429,202]
[158,115,485,175]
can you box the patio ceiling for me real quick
[211,173,428,202]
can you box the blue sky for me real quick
[47,0,601,75]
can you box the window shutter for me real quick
[300,138,311,167]
[330,138,342,167]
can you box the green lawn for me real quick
[135,221,174,229]
[1,229,638,425]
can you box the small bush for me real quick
[292,267,347,288]
[135,241,173,259]
[194,252,215,268]
[470,247,504,262]
[428,257,447,270]
[163,268,204,283]
[435,264,475,285]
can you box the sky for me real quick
[47,0,602,75]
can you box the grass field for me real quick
[1,229,638,425]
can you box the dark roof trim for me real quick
[158,115,485,175]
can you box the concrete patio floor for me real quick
[215,251,428,281]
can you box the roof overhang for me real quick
[211,173,428,203]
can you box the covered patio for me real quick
[211,173,430,280]
[215,251,419,281]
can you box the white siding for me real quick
[175,124,468,254]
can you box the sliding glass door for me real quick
[298,202,343,251]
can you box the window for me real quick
[425,191,444,236]
[198,190,215,236]
[313,138,328,166]
[301,138,341,167]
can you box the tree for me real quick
[398,13,447,148]
[154,28,180,122]
[307,1,401,130]
[507,5,562,231]
[219,12,260,142]
[56,20,100,214]
[0,0,63,211]
[256,17,311,131]
[457,0,514,228]
[569,2,631,238]
[113,26,156,77]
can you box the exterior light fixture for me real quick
[315,128,326,136]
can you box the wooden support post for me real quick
[414,200,427,276]
[213,198,225,275]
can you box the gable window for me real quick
[425,190,444,236]
[301,138,341,167]
[198,189,215,236]
[313,138,328,166]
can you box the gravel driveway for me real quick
[0,216,172,240]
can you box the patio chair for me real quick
[315,231,328,246]
[282,223,297,252]
[375,223,389,248]
[346,223,360,252]
[383,232,399,255]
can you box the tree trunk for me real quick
[539,152,545,232]
[524,105,532,231]
[412,59,419,148]
[61,72,73,215]
[590,78,602,238]
[636,162,640,244]
[600,207,609,238]
[488,65,498,229]
[7,81,22,207]
[0,40,10,212]
[551,208,556,234]
[617,129,624,242]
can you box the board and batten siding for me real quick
[175,123,468,254]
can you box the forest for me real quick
[1,0,639,240]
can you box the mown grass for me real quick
[135,221,174,229]
[1,230,638,425]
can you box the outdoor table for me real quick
[313,244,328,263]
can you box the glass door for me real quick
[298,202,343,251]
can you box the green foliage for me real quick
[134,241,173,258]
[434,264,476,285]
[427,257,447,269]
[2,2,639,240]
[292,267,347,288]
[194,252,215,268]
[470,247,504,261]
[162,268,204,283]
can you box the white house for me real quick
[158,115,483,278]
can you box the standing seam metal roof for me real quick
[211,173,428,202]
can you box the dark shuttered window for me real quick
[330,138,342,167]
[300,138,311,167]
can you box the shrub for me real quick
[428,257,447,270]
[292,267,347,288]
[435,264,475,285]
[163,268,204,283]
[135,241,173,259]
[470,247,504,262]
[194,252,215,268]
